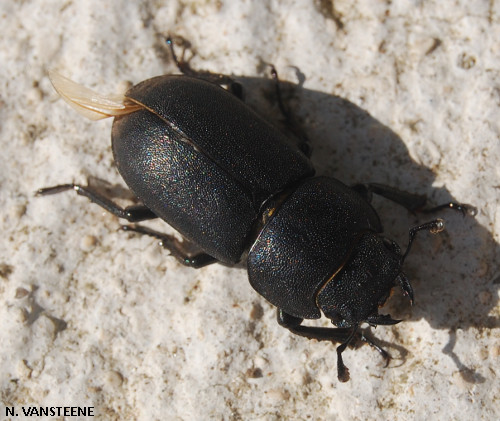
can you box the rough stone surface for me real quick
[1,1,499,419]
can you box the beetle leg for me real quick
[166,37,244,99]
[269,66,312,158]
[358,330,391,364]
[352,183,476,216]
[421,201,477,216]
[121,225,218,268]
[352,183,426,211]
[277,309,352,342]
[277,309,370,382]
[36,184,158,222]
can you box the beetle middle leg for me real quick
[36,184,158,222]
[277,309,387,382]
[352,182,476,215]
[121,224,218,268]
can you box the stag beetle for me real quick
[38,38,472,381]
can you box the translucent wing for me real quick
[48,70,142,120]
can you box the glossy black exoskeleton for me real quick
[38,38,472,381]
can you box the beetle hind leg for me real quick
[36,183,217,268]
[122,224,218,268]
[166,36,243,99]
[36,183,158,222]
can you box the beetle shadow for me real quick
[233,74,498,383]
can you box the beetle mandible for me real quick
[38,38,472,381]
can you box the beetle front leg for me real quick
[121,224,218,268]
[352,183,476,215]
[277,309,365,382]
[36,184,158,222]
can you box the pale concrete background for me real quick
[0,1,499,420]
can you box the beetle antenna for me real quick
[336,325,358,382]
[397,272,415,305]
[401,219,445,264]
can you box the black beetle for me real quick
[38,39,471,381]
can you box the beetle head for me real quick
[316,232,409,329]
[317,218,444,330]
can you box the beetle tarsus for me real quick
[358,331,391,365]
[36,184,75,196]
[122,224,217,268]
[37,183,158,222]
[422,202,477,216]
